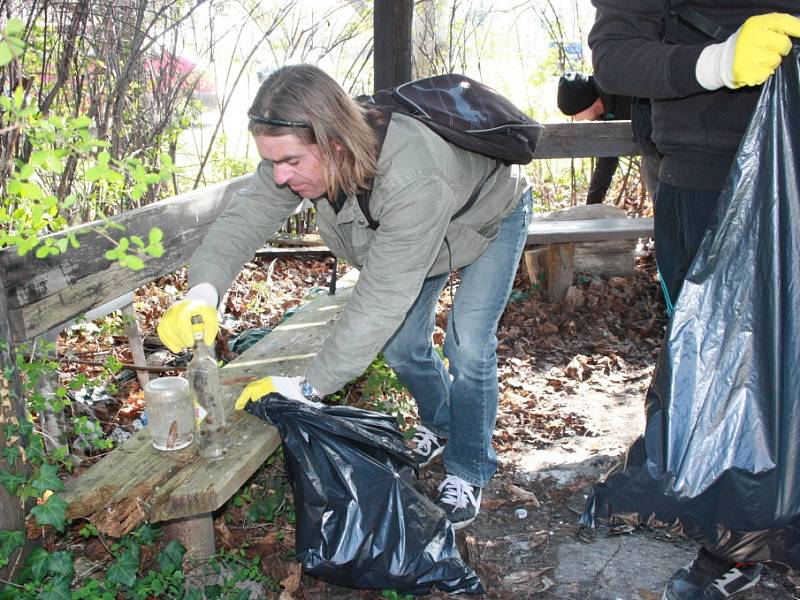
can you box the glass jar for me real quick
[144,376,195,451]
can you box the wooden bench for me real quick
[525,216,654,302]
[59,272,357,558]
[0,119,645,559]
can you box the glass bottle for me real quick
[187,314,227,459]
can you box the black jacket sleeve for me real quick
[589,0,708,99]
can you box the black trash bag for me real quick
[582,45,800,567]
[245,394,484,595]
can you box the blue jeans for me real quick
[382,189,533,487]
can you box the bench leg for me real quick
[523,247,548,288]
[162,512,215,560]
[122,303,150,389]
[544,243,575,303]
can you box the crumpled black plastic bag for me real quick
[582,45,800,567]
[246,394,484,595]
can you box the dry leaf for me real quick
[280,562,302,597]
[506,483,541,508]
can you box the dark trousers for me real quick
[653,182,721,314]
[586,157,619,204]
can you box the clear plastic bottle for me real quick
[187,315,227,460]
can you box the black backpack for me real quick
[356,74,543,229]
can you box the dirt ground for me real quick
[237,251,800,600]
[60,250,800,599]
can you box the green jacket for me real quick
[188,113,528,395]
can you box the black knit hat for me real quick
[557,72,599,116]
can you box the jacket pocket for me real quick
[429,222,493,274]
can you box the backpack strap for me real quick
[356,110,500,230]
[666,0,731,42]
[355,106,392,230]
[452,162,500,221]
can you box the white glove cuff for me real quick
[184,283,219,309]
[696,31,739,90]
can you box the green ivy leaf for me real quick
[44,550,74,579]
[31,463,65,495]
[156,540,185,575]
[106,545,140,588]
[149,227,163,244]
[130,523,159,545]
[30,493,68,531]
[23,547,51,583]
[39,577,71,600]
[0,530,23,568]
[0,469,27,495]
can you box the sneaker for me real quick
[663,548,763,600]
[410,425,447,467]
[435,474,482,530]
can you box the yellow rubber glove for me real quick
[733,13,800,87]
[235,376,315,410]
[157,299,219,353]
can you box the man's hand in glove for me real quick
[696,13,800,90]
[235,376,321,410]
[157,299,218,353]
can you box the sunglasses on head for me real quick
[248,113,310,128]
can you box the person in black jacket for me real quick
[557,72,630,204]
[589,2,800,599]
[557,72,659,205]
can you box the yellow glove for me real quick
[733,13,800,87]
[696,13,800,90]
[235,376,317,410]
[157,299,218,353]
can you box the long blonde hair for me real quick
[249,64,380,200]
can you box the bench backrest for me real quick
[0,120,639,348]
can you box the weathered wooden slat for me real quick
[533,121,639,159]
[0,121,639,344]
[527,217,653,245]
[60,272,357,532]
[0,176,251,343]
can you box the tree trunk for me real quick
[373,0,413,91]
[0,266,30,581]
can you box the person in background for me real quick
[557,72,659,204]
[589,2,800,598]
[157,64,533,531]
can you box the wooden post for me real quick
[162,513,215,561]
[121,303,150,389]
[544,243,576,303]
[373,0,413,91]
[0,266,30,581]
